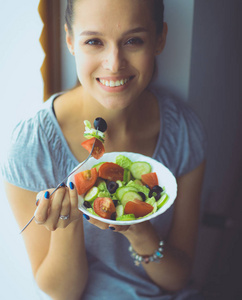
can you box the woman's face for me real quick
[66,0,166,110]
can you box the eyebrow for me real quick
[79,27,148,37]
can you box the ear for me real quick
[155,22,168,55]
[65,24,75,56]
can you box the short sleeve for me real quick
[154,92,207,178]
[175,102,207,177]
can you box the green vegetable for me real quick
[126,180,150,197]
[116,205,124,218]
[115,155,133,169]
[145,197,156,206]
[121,191,143,206]
[157,193,169,209]
[123,169,131,183]
[116,186,138,201]
[130,161,152,179]
[83,120,105,143]
[84,186,99,202]
[116,214,136,221]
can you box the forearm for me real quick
[35,218,88,300]
[123,221,193,292]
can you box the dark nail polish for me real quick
[83,214,90,220]
[60,182,66,187]
[35,199,39,206]
[44,191,50,199]
[109,227,115,231]
[69,181,74,190]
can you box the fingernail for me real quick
[44,191,50,199]
[35,199,39,206]
[83,214,90,220]
[109,227,115,231]
[60,182,66,187]
[69,181,74,190]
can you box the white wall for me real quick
[0,1,48,299]
[151,0,194,101]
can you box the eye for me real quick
[125,37,144,46]
[85,39,103,46]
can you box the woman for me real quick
[2,0,206,299]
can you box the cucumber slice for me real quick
[121,191,143,206]
[130,161,152,179]
[157,193,169,209]
[116,214,136,221]
[116,186,138,201]
[116,204,124,218]
[84,186,99,201]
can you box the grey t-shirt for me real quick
[1,89,206,300]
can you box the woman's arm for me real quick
[4,182,88,300]
[120,161,206,292]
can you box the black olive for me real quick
[148,190,154,198]
[94,117,107,132]
[138,192,146,201]
[112,199,119,207]
[107,181,119,194]
[152,185,163,194]
[110,212,117,220]
[83,201,92,208]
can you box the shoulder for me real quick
[0,94,64,191]
[152,88,207,177]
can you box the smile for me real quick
[97,77,134,88]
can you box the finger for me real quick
[69,182,82,220]
[86,215,109,230]
[58,188,71,226]
[46,187,67,230]
[108,225,130,232]
[34,191,51,224]
[35,191,44,206]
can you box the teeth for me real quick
[99,78,130,87]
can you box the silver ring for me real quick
[59,214,70,220]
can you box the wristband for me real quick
[128,240,164,266]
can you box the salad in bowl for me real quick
[67,152,177,225]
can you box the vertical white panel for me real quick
[0,1,47,299]
[151,0,195,102]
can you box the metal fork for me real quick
[19,139,97,234]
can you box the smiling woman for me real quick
[1,1,207,300]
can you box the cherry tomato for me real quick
[74,168,98,195]
[124,199,153,218]
[98,162,124,181]
[81,137,105,159]
[93,197,116,219]
[141,172,158,189]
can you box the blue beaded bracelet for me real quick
[128,240,164,266]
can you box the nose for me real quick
[102,46,126,72]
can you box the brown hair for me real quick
[65,0,164,35]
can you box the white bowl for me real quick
[67,152,177,225]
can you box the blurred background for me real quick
[0,0,241,299]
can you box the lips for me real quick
[97,76,134,88]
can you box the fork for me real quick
[19,139,97,234]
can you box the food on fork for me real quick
[81,118,107,159]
